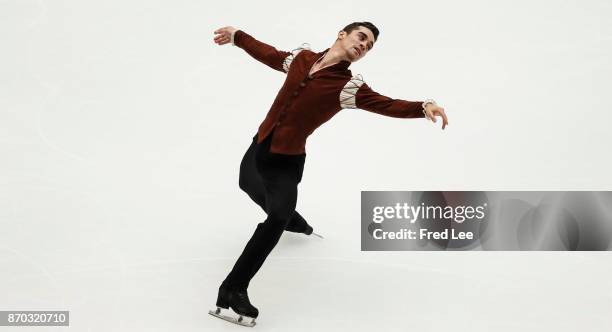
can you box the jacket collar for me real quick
[316,48,352,70]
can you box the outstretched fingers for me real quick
[214,35,230,45]
[213,30,229,45]
[213,26,235,45]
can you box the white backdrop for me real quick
[1,0,611,331]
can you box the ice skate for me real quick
[209,287,258,327]
[209,307,256,327]
[304,225,324,239]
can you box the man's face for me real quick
[339,26,375,62]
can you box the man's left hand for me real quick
[424,104,449,130]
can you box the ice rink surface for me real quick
[2,0,611,331]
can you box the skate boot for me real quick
[209,287,258,327]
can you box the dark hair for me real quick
[342,22,379,42]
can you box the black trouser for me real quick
[221,131,307,291]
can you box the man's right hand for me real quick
[213,26,238,45]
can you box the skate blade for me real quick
[209,308,256,327]
[312,232,324,239]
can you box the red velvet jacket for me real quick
[232,29,426,155]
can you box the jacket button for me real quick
[293,91,298,96]
[299,82,306,87]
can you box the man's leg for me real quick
[222,168,300,291]
[238,137,312,234]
